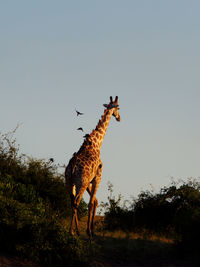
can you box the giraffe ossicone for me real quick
[65,96,120,238]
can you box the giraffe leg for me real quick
[70,185,87,236]
[87,201,94,239]
[70,205,80,235]
[87,168,102,238]
[70,206,78,235]
[91,198,98,236]
[86,186,98,237]
[74,211,80,236]
[91,164,102,236]
[69,193,77,235]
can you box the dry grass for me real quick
[63,215,174,243]
[0,216,197,266]
[60,216,199,267]
[63,216,193,267]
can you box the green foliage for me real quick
[102,179,200,251]
[170,180,200,249]
[0,129,88,266]
[100,182,133,232]
[133,179,200,247]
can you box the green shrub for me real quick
[102,179,200,251]
[171,182,200,250]
[100,182,134,232]
[0,129,88,265]
[0,193,88,266]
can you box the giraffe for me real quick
[65,96,120,238]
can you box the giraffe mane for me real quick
[90,108,109,136]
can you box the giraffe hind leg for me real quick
[69,193,75,235]
[69,185,80,235]
[69,195,80,236]
[70,184,87,236]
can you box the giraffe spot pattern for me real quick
[65,97,120,238]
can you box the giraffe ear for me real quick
[103,104,108,108]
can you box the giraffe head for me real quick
[103,96,121,122]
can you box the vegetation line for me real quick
[0,129,199,266]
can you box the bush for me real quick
[0,129,88,266]
[102,179,200,251]
[171,181,200,249]
[100,182,134,232]
[0,193,88,266]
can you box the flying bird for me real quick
[77,127,84,132]
[75,109,84,116]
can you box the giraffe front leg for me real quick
[87,193,99,239]
[91,198,98,236]
[86,186,98,237]
[87,165,102,238]
[87,199,95,239]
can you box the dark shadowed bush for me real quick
[0,129,88,266]
[102,179,200,251]
[100,182,135,232]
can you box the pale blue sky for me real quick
[1,1,200,204]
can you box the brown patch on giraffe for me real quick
[82,158,87,164]
[84,170,89,177]
[96,141,101,147]
[85,166,90,171]
[98,129,104,135]
[92,143,97,148]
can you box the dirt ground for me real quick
[0,216,197,267]
[0,255,38,267]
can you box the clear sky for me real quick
[1,1,200,205]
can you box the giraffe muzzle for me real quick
[116,116,121,122]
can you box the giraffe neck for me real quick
[89,108,113,150]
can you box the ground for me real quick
[0,216,198,267]
[74,216,197,267]
[0,254,38,267]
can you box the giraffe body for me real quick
[65,96,120,238]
